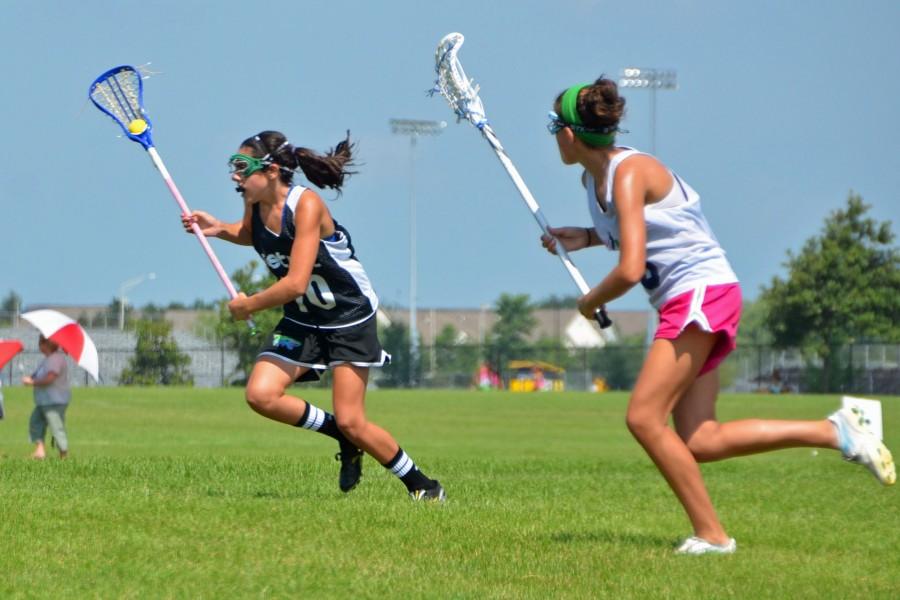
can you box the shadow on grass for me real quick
[549,529,673,548]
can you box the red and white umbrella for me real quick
[0,339,23,370]
[21,310,99,382]
[0,339,18,419]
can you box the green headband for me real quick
[560,83,616,147]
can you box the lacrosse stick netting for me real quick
[89,66,255,331]
[432,34,612,328]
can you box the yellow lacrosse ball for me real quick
[128,119,147,134]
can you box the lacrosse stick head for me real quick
[89,65,154,149]
[432,32,487,129]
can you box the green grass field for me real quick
[0,387,896,599]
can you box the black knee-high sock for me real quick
[383,447,435,491]
[295,402,346,442]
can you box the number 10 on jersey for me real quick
[295,274,337,312]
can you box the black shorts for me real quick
[258,315,390,382]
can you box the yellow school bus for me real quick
[507,360,566,392]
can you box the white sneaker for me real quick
[675,536,736,555]
[828,407,896,485]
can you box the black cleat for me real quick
[335,442,363,493]
[409,481,446,503]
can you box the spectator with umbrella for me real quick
[22,335,71,459]
[19,309,99,459]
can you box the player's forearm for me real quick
[216,221,252,245]
[588,267,640,308]
[245,276,310,313]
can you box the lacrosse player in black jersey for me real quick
[182,130,444,501]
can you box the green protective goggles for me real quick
[547,111,617,146]
[228,153,270,177]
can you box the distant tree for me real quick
[532,336,575,370]
[434,323,461,347]
[378,321,421,388]
[197,260,281,384]
[761,194,899,391]
[140,303,166,321]
[485,294,537,369]
[107,296,135,329]
[593,333,645,390]
[1,290,22,325]
[736,299,773,347]
[120,319,193,385]
[170,298,218,311]
[534,294,580,309]
[190,298,218,310]
[432,323,480,383]
[192,311,220,342]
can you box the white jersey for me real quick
[586,148,738,309]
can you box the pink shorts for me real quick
[654,283,742,376]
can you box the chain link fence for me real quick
[0,327,238,388]
[413,343,900,394]
[3,324,897,393]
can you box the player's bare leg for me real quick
[331,364,398,462]
[245,358,363,492]
[626,326,729,545]
[674,370,838,462]
[332,364,444,500]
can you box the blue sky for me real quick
[2,1,898,312]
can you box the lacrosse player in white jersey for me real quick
[541,78,894,554]
[183,130,444,502]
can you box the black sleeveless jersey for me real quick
[251,186,379,328]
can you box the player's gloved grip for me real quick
[594,307,613,329]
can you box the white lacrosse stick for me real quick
[431,33,612,328]
[89,66,256,332]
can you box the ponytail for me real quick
[239,130,358,192]
[294,131,357,191]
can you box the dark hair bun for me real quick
[579,77,625,129]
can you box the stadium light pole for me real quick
[389,118,446,376]
[619,68,677,349]
[618,68,677,155]
[117,272,156,330]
